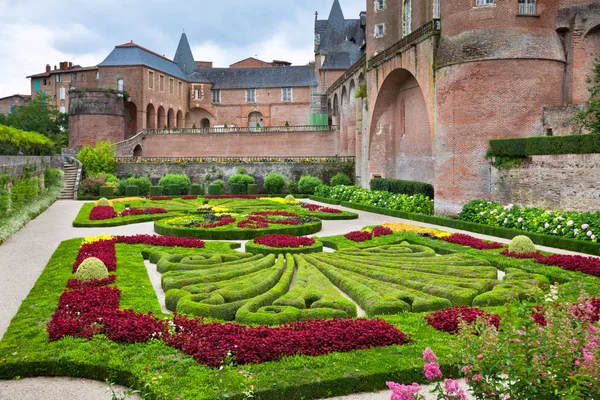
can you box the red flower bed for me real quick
[238,217,270,229]
[205,195,260,199]
[73,240,117,272]
[200,216,236,229]
[89,206,118,221]
[120,208,168,217]
[372,226,393,237]
[252,211,299,217]
[146,196,173,201]
[163,315,409,368]
[344,231,373,243]
[301,204,321,212]
[254,234,316,248]
[114,234,205,248]
[440,234,506,250]
[67,275,117,289]
[501,250,600,278]
[499,250,541,259]
[181,196,197,200]
[300,204,342,213]
[425,306,501,334]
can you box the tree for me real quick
[77,139,116,177]
[1,92,68,148]
[577,60,600,134]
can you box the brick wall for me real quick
[491,153,600,212]
[542,104,589,136]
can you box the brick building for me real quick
[0,94,30,115]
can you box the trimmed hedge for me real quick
[149,186,162,196]
[489,134,600,157]
[189,184,204,196]
[370,178,434,199]
[99,186,114,197]
[154,219,323,240]
[125,186,139,196]
[229,183,244,195]
[207,183,225,195]
[309,195,341,205]
[247,184,259,195]
[245,240,324,256]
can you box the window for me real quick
[178,82,182,98]
[148,71,154,89]
[374,23,385,38]
[518,0,536,14]
[34,80,40,91]
[59,87,66,100]
[194,89,201,100]
[159,75,165,92]
[19,98,24,103]
[282,87,292,103]
[375,0,385,11]
[72,73,77,82]
[81,74,85,81]
[246,88,256,103]
[56,74,62,83]
[60,106,66,114]
[433,0,441,18]
[403,0,412,36]
[117,79,124,91]
[475,0,494,5]
[169,78,174,94]
[96,72,99,80]
[43,79,47,86]
[212,89,221,104]
[9,105,16,114]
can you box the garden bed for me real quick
[245,234,324,256]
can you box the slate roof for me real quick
[315,0,364,66]
[98,43,187,80]
[188,66,317,89]
[173,33,196,76]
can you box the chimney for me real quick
[54,65,57,70]
[59,62,65,70]
[46,64,51,73]
[68,62,73,69]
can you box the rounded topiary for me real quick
[264,173,285,194]
[298,175,323,195]
[509,235,536,254]
[285,195,295,201]
[159,174,191,195]
[97,198,110,206]
[330,173,352,186]
[75,257,109,282]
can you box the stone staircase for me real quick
[58,161,80,200]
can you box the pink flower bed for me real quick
[440,234,506,250]
[199,216,236,229]
[501,250,600,278]
[344,226,392,243]
[254,234,316,248]
[181,196,197,200]
[204,195,260,199]
[425,306,501,334]
[114,234,205,248]
[372,226,393,237]
[301,203,343,214]
[89,206,118,221]
[146,196,173,201]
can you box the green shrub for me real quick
[128,177,151,196]
[298,175,322,195]
[97,198,110,206]
[159,174,191,195]
[125,185,139,196]
[98,186,114,197]
[11,178,40,208]
[330,173,352,186]
[287,179,298,194]
[189,184,204,195]
[229,183,245,195]
[228,174,254,193]
[44,169,63,188]
[149,186,162,196]
[247,184,259,195]
[488,134,600,157]
[168,185,180,196]
[285,195,295,201]
[91,173,119,183]
[74,257,109,282]
[81,176,106,196]
[77,139,116,178]
[208,180,225,195]
[0,124,56,155]
[370,178,434,199]
[264,173,285,194]
[509,235,536,253]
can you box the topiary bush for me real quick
[285,195,295,201]
[75,257,109,282]
[168,185,180,196]
[509,235,536,254]
[149,186,162,196]
[189,183,205,196]
[264,173,285,194]
[228,174,254,193]
[159,174,191,195]
[99,186,114,197]
[287,179,298,194]
[330,173,352,186]
[298,175,322,195]
[208,180,225,195]
[229,183,244,195]
[97,198,110,206]
[247,184,259,195]
[125,185,139,196]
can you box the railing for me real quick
[115,156,355,164]
[326,55,367,95]
[368,19,441,69]
[116,130,145,149]
[518,1,537,15]
[64,156,83,200]
[142,125,338,135]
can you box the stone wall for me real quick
[542,104,589,136]
[0,156,63,179]
[491,153,600,212]
[116,161,355,193]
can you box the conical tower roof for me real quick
[174,32,196,76]
[320,0,346,53]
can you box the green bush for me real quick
[509,235,536,254]
[488,134,600,157]
[285,195,295,201]
[298,175,322,195]
[77,139,116,178]
[247,184,259,195]
[287,179,298,194]
[159,174,191,195]
[189,183,205,195]
[229,183,245,195]
[330,173,352,187]
[11,178,40,208]
[44,169,63,188]
[0,124,56,155]
[97,198,110,206]
[208,180,225,195]
[227,174,254,193]
[167,185,180,196]
[125,185,139,196]
[149,186,162,196]
[74,257,109,282]
[370,178,434,199]
[98,186,114,197]
[264,173,285,194]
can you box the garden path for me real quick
[0,199,590,400]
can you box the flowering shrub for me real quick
[89,206,118,221]
[254,234,316,248]
[425,306,501,335]
[146,196,173,201]
[459,200,599,242]
[119,208,168,217]
[440,234,506,250]
[501,250,600,278]
[382,222,451,238]
[372,225,393,237]
[314,185,434,215]
[344,231,374,242]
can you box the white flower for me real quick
[544,223,550,229]
[567,220,574,227]
[592,235,597,240]
[480,212,485,216]
[553,230,558,234]
[547,210,553,215]
[556,217,564,222]
[587,231,593,237]
[557,225,562,229]
[574,229,579,235]
[518,218,523,223]
[504,218,509,224]
[582,224,589,230]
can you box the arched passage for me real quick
[369,68,433,184]
[332,94,340,128]
[248,111,263,128]
[146,104,156,129]
[157,106,166,129]
[177,111,184,129]
[133,145,143,157]
[186,108,216,129]
[167,108,175,129]
[201,118,210,129]
[124,102,138,139]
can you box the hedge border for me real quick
[245,240,324,256]
[308,195,342,205]
[154,219,323,240]
[77,194,311,201]
[323,201,600,257]
[489,134,600,157]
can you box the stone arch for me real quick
[201,118,210,129]
[248,111,263,128]
[167,108,176,129]
[349,79,356,99]
[133,144,143,157]
[333,94,339,116]
[368,68,433,184]
[146,103,156,129]
[341,85,348,105]
[124,101,138,139]
[187,108,216,129]
[177,110,184,129]
[157,106,166,129]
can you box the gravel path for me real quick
[0,199,591,399]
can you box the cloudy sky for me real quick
[0,0,365,96]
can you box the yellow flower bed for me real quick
[260,197,300,205]
[382,222,451,238]
[83,234,114,244]
[94,197,144,206]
